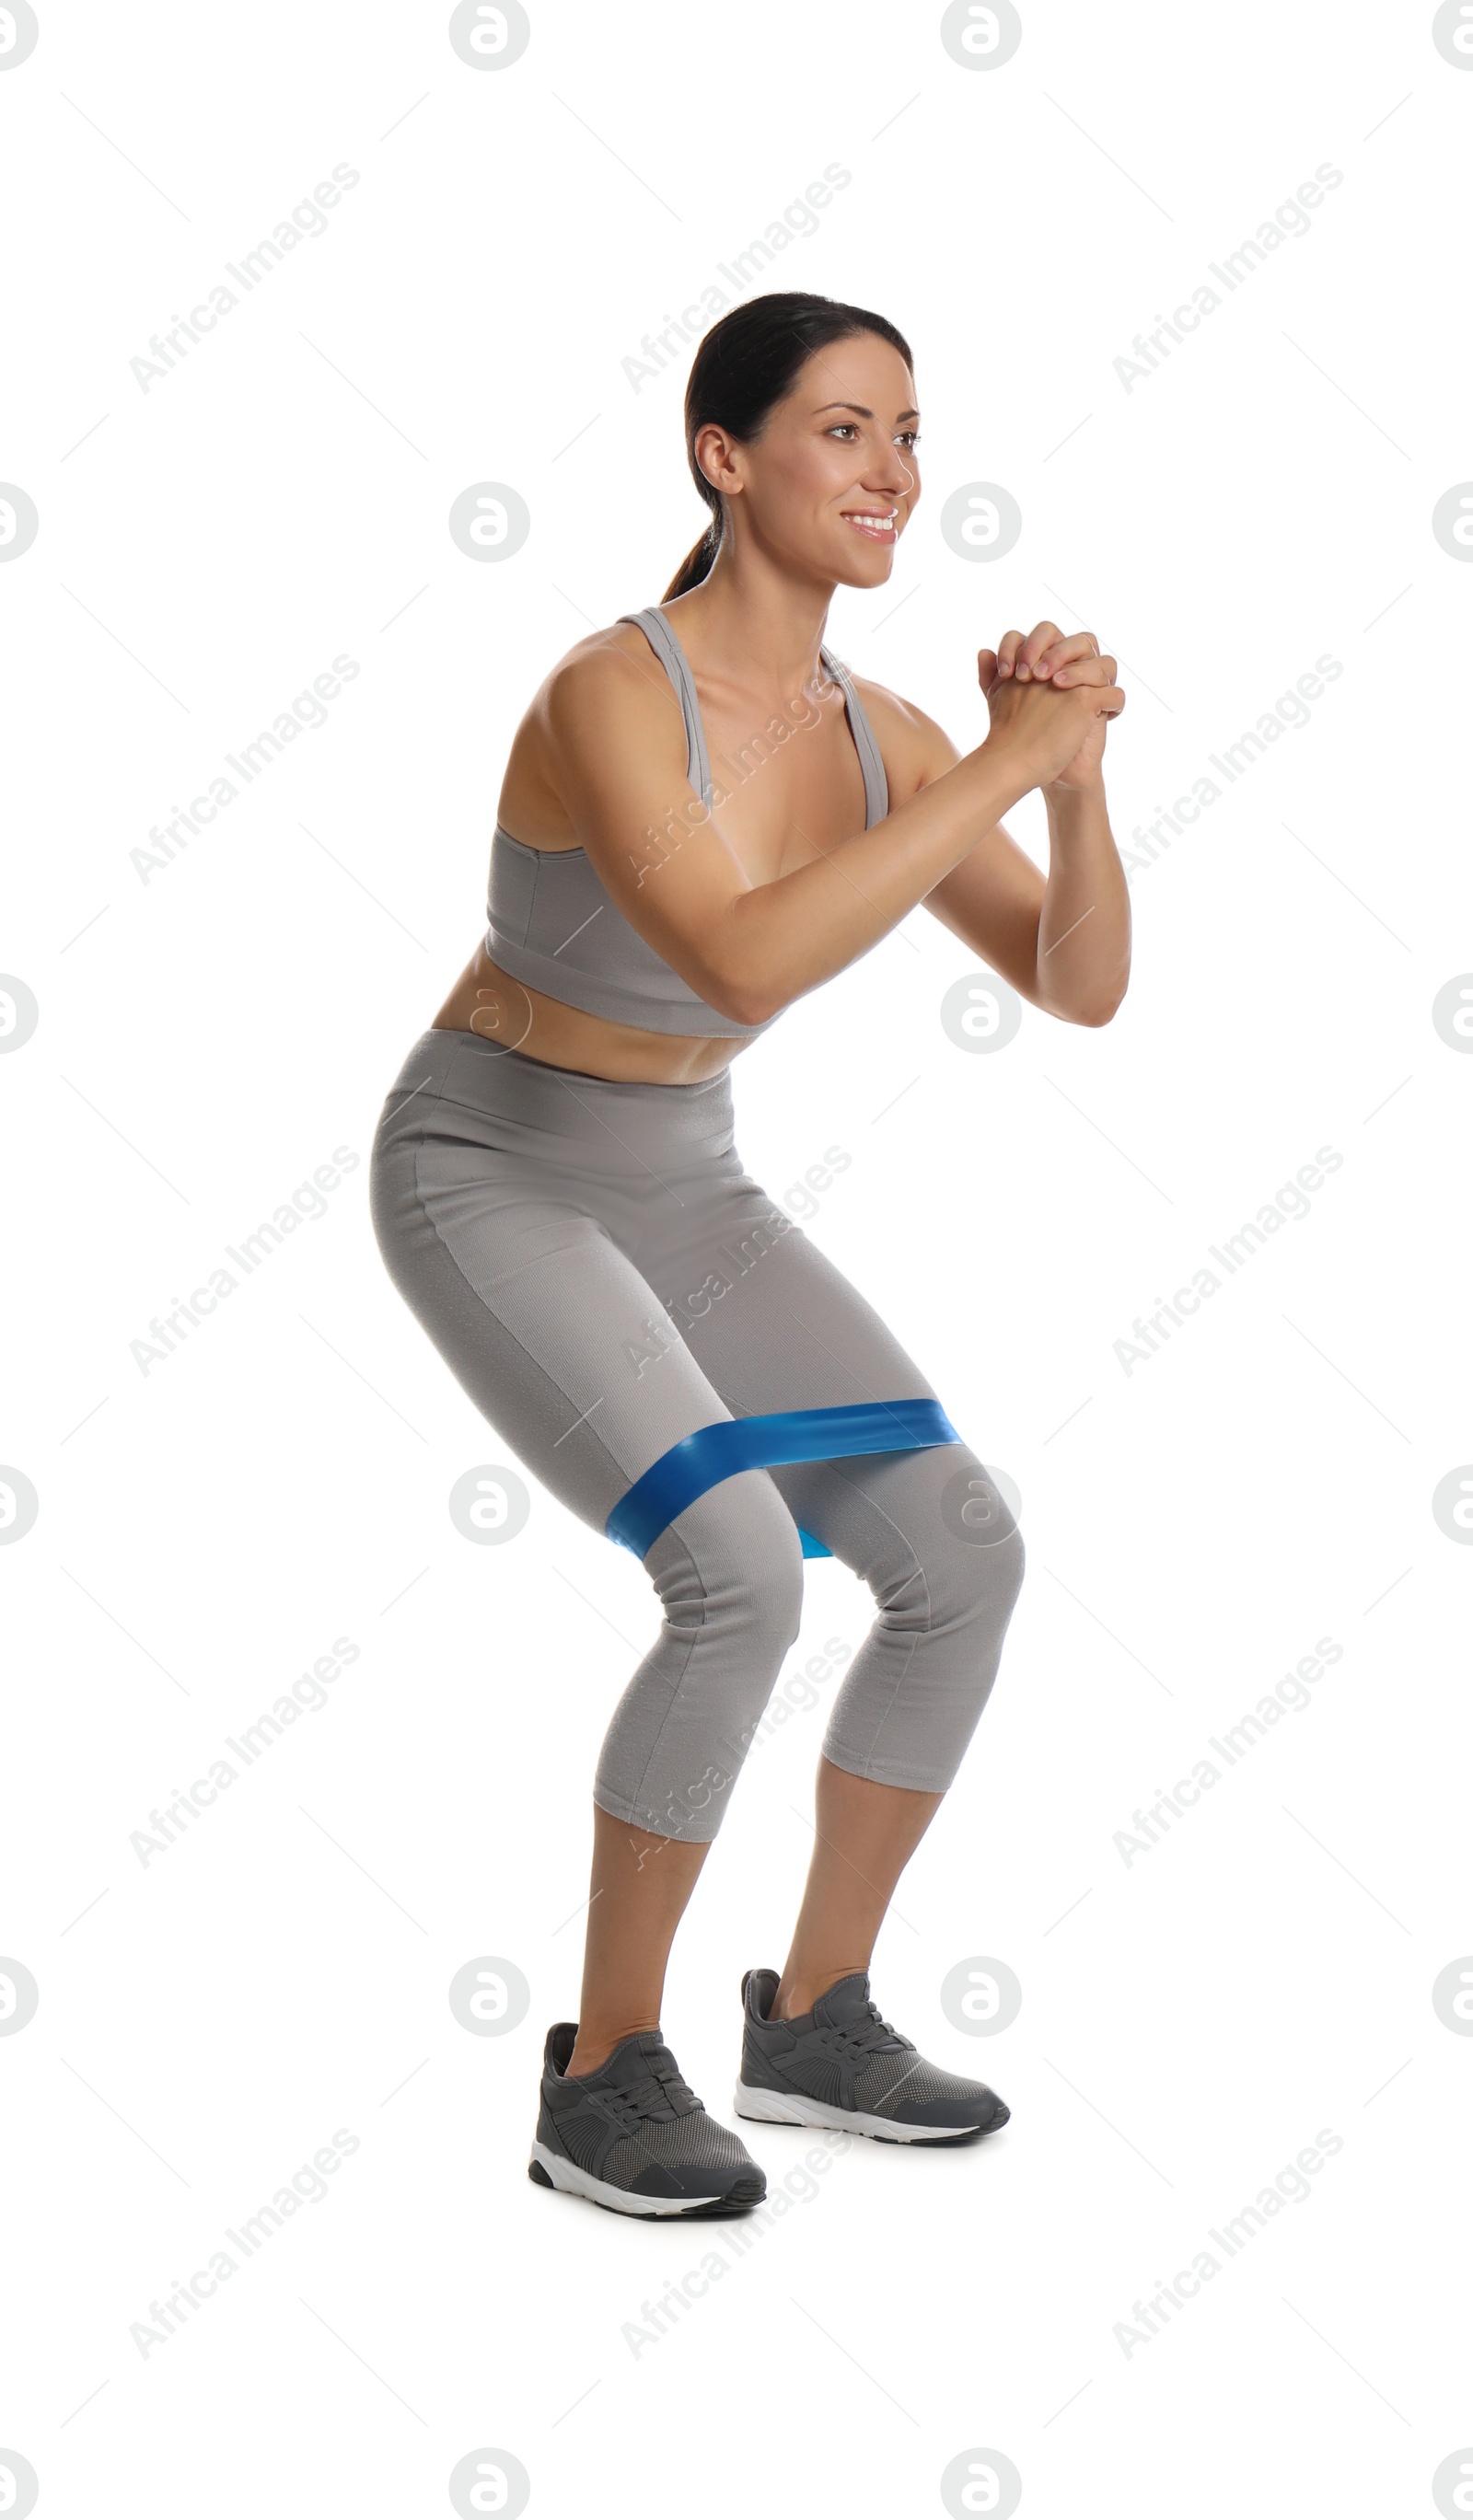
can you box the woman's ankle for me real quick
[565,2015,661,2076]
[771,1962,868,2022]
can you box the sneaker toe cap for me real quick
[629,2160,767,2203]
[892,2085,1009,2133]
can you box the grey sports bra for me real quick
[483,604,890,1039]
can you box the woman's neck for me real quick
[665,547,837,710]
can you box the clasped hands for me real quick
[978,619,1125,793]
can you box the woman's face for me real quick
[699,331,921,589]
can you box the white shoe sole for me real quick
[528,2139,730,2216]
[733,2077,985,2144]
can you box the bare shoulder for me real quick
[524,615,686,770]
[536,617,683,752]
[498,617,687,838]
[845,671,965,803]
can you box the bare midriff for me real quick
[431,935,749,1087]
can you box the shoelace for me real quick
[605,2059,701,2124]
[824,2000,914,2058]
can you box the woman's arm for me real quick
[544,627,1124,1028]
[924,778,1131,1026]
[883,622,1131,1026]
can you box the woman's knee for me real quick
[645,1467,806,1659]
[611,1474,806,1844]
[961,1515,1026,1637]
[876,1455,1026,1643]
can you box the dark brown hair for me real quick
[662,291,914,601]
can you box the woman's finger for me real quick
[1015,618,1064,680]
[1053,652,1119,689]
[1036,630,1100,677]
[995,628,1025,678]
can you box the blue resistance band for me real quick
[604,1398,963,1563]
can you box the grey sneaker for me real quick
[528,2021,768,2218]
[735,1967,1010,2145]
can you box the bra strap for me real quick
[618,608,888,828]
[617,608,713,806]
[820,647,889,828]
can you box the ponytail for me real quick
[662,517,723,602]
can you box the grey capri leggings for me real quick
[369,1027,1025,1843]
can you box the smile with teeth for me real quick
[841,508,900,540]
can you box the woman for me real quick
[370,291,1129,2219]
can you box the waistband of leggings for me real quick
[378,1026,737,1165]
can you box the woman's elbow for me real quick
[692,931,784,1028]
[702,974,783,1028]
[1074,977,1130,1027]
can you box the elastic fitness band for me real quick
[604,1399,964,1562]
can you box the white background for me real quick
[3,2,1471,2513]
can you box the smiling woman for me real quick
[657,292,918,600]
[368,289,1131,2221]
